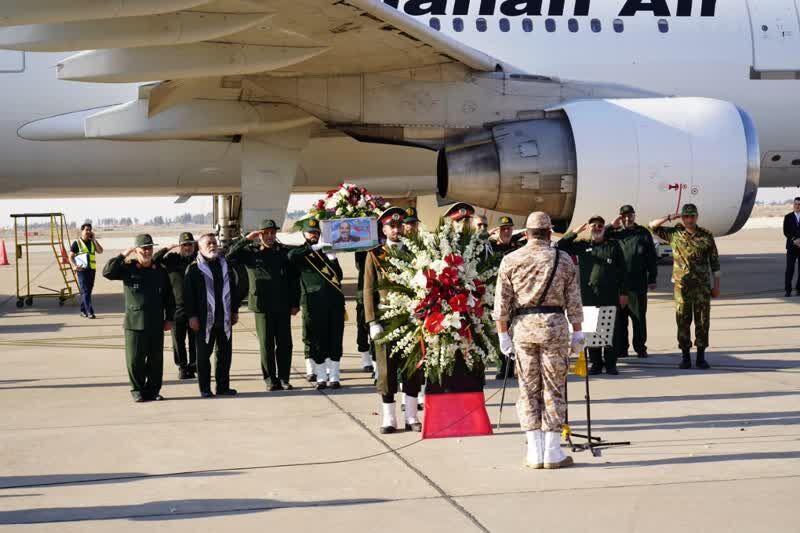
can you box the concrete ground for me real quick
[0,227,798,532]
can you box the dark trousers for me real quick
[302,300,345,364]
[355,298,370,353]
[171,316,196,371]
[588,346,616,370]
[786,248,800,292]
[76,269,95,315]
[196,325,233,393]
[254,312,293,384]
[376,342,424,402]
[124,329,163,400]
[614,290,648,356]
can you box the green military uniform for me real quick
[103,234,175,402]
[153,232,197,379]
[606,211,658,358]
[489,216,521,378]
[354,250,372,362]
[184,253,241,396]
[558,226,626,373]
[288,219,345,371]
[226,220,300,389]
[652,205,720,363]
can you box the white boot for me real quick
[404,396,422,432]
[380,402,397,434]
[325,358,331,378]
[360,351,373,371]
[543,431,573,469]
[328,360,341,388]
[314,362,327,390]
[373,361,380,383]
[305,358,315,381]
[418,385,425,411]
[524,430,544,469]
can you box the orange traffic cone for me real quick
[0,240,8,266]
[59,245,70,266]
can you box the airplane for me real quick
[0,0,798,236]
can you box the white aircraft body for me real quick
[0,0,798,234]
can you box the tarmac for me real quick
[0,227,798,532]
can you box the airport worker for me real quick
[557,216,627,375]
[402,206,421,236]
[184,233,241,398]
[226,219,300,392]
[354,250,374,374]
[782,197,800,297]
[153,232,198,380]
[606,205,658,359]
[493,212,584,469]
[69,220,103,319]
[364,207,424,433]
[288,218,345,390]
[490,215,521,379]
[103,234,174,403]
[650,204,720,370]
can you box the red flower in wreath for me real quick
[439,267,460,287]
[424,311,445,334]
[448,292,469,314]
[444,254,464,267]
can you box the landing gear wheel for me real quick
[16,299,24,308]
[24,297,33,306]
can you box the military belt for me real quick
[514,306,564,317]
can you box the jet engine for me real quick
[437,97,760,235]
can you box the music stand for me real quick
[566,306,631,456]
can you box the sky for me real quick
[1,187,798,229]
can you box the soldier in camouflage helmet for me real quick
[650,204,721,369]
[493,212,584,469]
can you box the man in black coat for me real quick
[783,197,800,297]
[184,233,241,398]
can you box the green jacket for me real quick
[226,238,300,313]
[652,224,720,289]
[153,248,196,317]
[102,255,175,331]
[605,224,658,293]
[557,232,626,307]
[183,258,241,329]
[288,243,344,306]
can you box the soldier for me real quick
[153,232,198,380]
[354,249,374,375]
[493,212,584,469]
[69,221,104,319]
[557,216,627,375]
[650,204,720,369]
[364,207,424,433]
[103,234,174,403]
[606,205,658,359]
[184,234,241,398]
[402,206,421,236]
[227,219,300,391]
[288,218,346,390]
[490,216,521,256]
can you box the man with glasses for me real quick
[650,204,720,369]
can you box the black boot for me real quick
[695,348,711,369]
[588,348,604,375]
[604,350,619,375]
[679,349,692,369]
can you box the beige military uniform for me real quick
[493,240,583,432]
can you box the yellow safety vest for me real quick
[76,239,96,270]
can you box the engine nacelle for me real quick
[438,97,760,235]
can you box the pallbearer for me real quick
[289,218,346,389]
[364,207,424,433]
[103,234,174,403]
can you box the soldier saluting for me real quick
[227,219,300,391]
[650,204,720,369]
[364,207,424,434]
[289,218,346,390]
[103,234,175,403]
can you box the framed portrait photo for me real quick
[321,217,379,252]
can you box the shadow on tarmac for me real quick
[0,497,388,524]
[0,471,240,490]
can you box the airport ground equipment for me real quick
[11,213,78,308]
[566,306,631,456]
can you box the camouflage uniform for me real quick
[652,224,720,350]
[493,240,583,432]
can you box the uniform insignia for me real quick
[392,213,400,221]
[406,208,414,216]
[310,219,318,227]
[459,208,467,216]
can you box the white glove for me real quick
[370,323,384,340]
[311,242,327,252]
[571,331,586,352]
[498,331,514,356]
[325,251,337,261]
